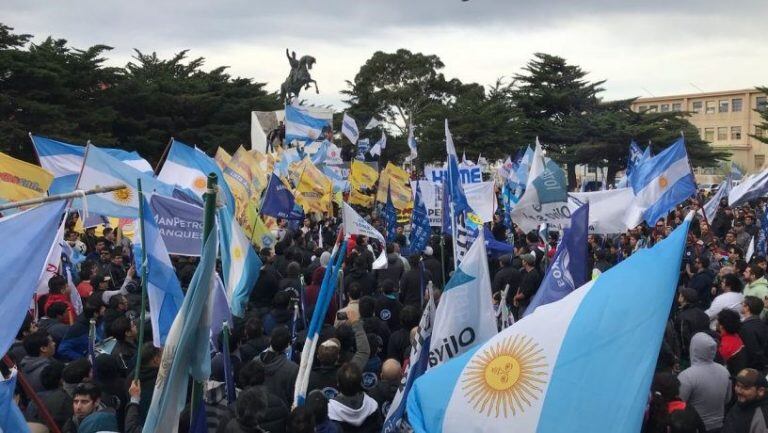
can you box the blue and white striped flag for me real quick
[407,123,419,161]
[342,112,359,144]
[134,192,185,347]
[284,104,332,144]
[142,222,218,433]
[217,205,262,318]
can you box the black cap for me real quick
[734,368,768,388]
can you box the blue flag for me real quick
[0,370,29,433]
[217,205,263,318]
[626,140,643,177]
[408,183,432,254]
[384,188,398,243]
[523,204,590,317]
[483,227,514,258]
[134,193,185,346]
[261,174,304,220]
[0,201,65,358]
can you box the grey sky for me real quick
[3,1,767,109]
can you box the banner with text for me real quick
[149,194,204,256]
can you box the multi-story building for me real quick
[631,89,768,172]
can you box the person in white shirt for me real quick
[706,273,744,329]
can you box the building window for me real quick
[719,100,729,113]
[704,128,715,141]
[660,104,670,113]
[638,105,647,112]
[705,101,716,114]
[672,103,682,112]
[732,98,743,112]
[757,96,767,111]
[692,101,703,113]
[756,155,766,170]
[717,127,727,140]
[757,126,766,138]
[648,105,658,113]
[731,126,742,140]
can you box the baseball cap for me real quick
[521,253,536,265]
[734,368,768,388]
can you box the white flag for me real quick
[342,113,359,144]
[365,118,381,130]
[342,202,387,269]
[369,132,386,157]
[747,236,756,262]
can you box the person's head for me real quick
[272,291,291,311]
[666,405,708,433]
[724,231,736,245]
[286,261,301,279]
[408,254,421,269]
[337,362,363,396]
[745,264,765,283]
[24,330,55,358]
[521,253,536,269]
[677,288,698,307]
[47,275,67,295]
[62,358,92,385]
[140,342,162,369]
[269,326,291,352]
[90,275,109,291]
[40,362,64,391]
[381,358,402,382]
[742,296,764,318]
[103,227,114,241]
[108,294,128,312]
[46,301,69,321]
[243,316,264,341]
[734,221,745,233]
[234,387,270,427]
[400,306,421,330]
[110,247,123,267]
[694,256,709,271]
[306,390,329,423]
[237,360,266,389]
[359,296,375,318]
[83,294,106,320]
[72,383,101,419]
[98,247,111,263]
[717,308,741,334]
[722,273,743,293]
[109,317,136,342]
[287,406,315,433]
[259,247,274,263]
[316,338,341,366]
[734,368,768,404]
[346,282,362,302]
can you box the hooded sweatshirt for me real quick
[328,392,381,432]
[678,332,732,431]
[19,356,53,392]
[254,350,299,406]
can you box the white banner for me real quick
[570,188,638,234]
[415,181,496,228]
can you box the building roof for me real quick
[634,88,762,104]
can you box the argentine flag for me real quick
[217,205,262,318]
[157,139,235,211]
[341,112,359,144]
[76,144,175,218]
[407,214,691,433]
[284,104,332,144]
[626,138,696,226]
[31,134,152,194]
[134,192,185,347]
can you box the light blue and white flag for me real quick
[31,134,152,194]
[342,112,360,144]
[369,132,386,157]
[157,139,235,211]
[407,123,419,162]
[514,146,534,197]
[0,369,29,433]
[284,104,332,144]
[445,120,476,266]
[701,179,731,223]
[365,118,381,130]
[729,168,768,207]
[142,223,218,433]
[428,230,496,369]
[273,147,302,178]
[0,201,65,359]
[217,205,262,318]
[626,138,696,226]
[134,192,185,347]
[407,214,691,433]
[511,141,570,232]
[76,144,175,218]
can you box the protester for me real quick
[721,368,768,433]
[678,333,732,432]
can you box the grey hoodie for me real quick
[19,356,52,392]
[678,332,732,431]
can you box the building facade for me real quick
[632,89,768,173]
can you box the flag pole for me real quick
[154,137,174,175]
[0,184,127,212]
[134,178,149,382]
[3,356,63,433]
[190,173,218,425]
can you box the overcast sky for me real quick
[3,1,767,109]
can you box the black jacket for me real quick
[739,316,768,371]
[687,269,715,308]
[399,268,431,308]
[421,256,443,289]
[345,267,377,297]
[492,264,522,295]
[674,304,710,360]
[721,397,768,433]
[375,254,405,289]
[374,294,402,332]
[254,350,299,407]
[249,265,281,310]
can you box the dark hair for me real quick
[108,294,126,309]
[306,390,329,422]
[359,296,375,318]
[337,362,363,396]
[243,316,264,341]
[678,288,698,305]
[272,291,291,310]
[73,382,101,401]
[238,360,266,389]
[109,317,132,341]
[667,407,706,433]
[744,296,764,316]
[346,282,361,301]
[139,342,161,368]
[62,358,91,384]
[287,406,315,433]
[526,232,539,244]
[750,264,766,279]
[46,301,69,319]
[717,308,741,333]
[16,313,34,340]
[380,279,395,295]
[47,275,67,294]
[40,362,64,390]
[408,254,421,268]
[648,372,682,431]
[270,326,291,352]
[400,305,421,329]
[235,387,269,427]
[83,294,105,319]
[386,243,395,255]
[722,274,743,293]
[94,354,121,382]
[697,256,710,269]
[23,331,50,357]
[286,261,301,278]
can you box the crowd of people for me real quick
[5,187,768,433]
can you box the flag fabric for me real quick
[0,369,30,433]
[157,139,236,212]
[365,118,381,130]
[134,193,185,347]
[142,225,218,433]
[214,147,232,170]
[295,159,333,215]
[273,148,302,179]
[261,174,304,220]
[342,202,388,269]
[76,144,176,218]
[758,209,768,257]
[369,132,386,157]
[445,121,478,266]
[350,161,379,191]
[407,123,419,162]
[746,236,756,262]
[523,204,589,317]
[0,201,65,358]
[384,189,398,243]
[295,240,348,406]
[243,201,277,249]
[0,151,53,207]
[376,163,412,210]
[222,146,258,216]
[31,134,153,194]
[408,183,432,254]
[36,215,68,297]
[342,113,360,144]
[626,140,643,177]
[217,205,263,318]
[483,227,515,258]
[383,294,436,433]
[626,138,696,226]
[428,230,496,369]
[702,179,731,223]
[514,146,534,198]
[210,273,231,349]
[284,104,332,144]
[408,214,691,433]
[349,188,375,208]
[729,168,768,207]
[148,194,204,256]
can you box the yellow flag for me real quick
[214,147,231,170]
[295,158,333,214]
[243,201,276,249]
[377,163,412,210]
[223,146,260,217]
[350,161,379,191]
[0,152,53,205]
[349,188,374,208]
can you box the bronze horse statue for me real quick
[280,49,319,104]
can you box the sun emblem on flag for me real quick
[461,335,548,418]
[232,246,243,260]
[112,187,133,204]
[658,176,668,188]
[192,176,207,192]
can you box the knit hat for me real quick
[320,251,332,267]
[78,411,119,433]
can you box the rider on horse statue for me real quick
[281,49,319,104]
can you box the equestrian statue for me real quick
[280,49,319,104]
